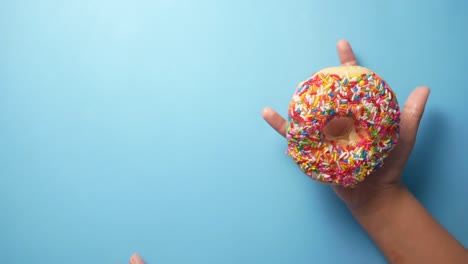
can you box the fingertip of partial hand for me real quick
[129,253,145,264]
[336,39,350,48]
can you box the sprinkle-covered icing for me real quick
[286,68,400,187]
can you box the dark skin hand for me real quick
[262,39,467,263]
[261,39,429,209]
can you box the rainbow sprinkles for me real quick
[286,66,400,187]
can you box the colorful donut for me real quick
[286,66,400,187]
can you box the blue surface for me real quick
[1,0,467,263]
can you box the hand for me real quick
[129,253,145,264]
[262,39,430,210]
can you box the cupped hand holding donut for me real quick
[262,39,430,209]
[263,40,468,263]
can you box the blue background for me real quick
[1,0,467,263]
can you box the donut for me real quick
[286,66,400,187]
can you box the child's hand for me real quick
[261,39,430,210]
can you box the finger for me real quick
[129,253,146,264]
[389,86,431,169]
[262,107,287,137]
[337,39,358,66]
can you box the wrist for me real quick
[347,183,468,264]
[349,183,407,218]
[348,184,409,256]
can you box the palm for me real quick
[262,40,430,209]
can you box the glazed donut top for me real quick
[286,66,400,187]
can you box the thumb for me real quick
[389,86,430,171]
[129,253,146,264]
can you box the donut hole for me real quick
[323,117,356,144]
